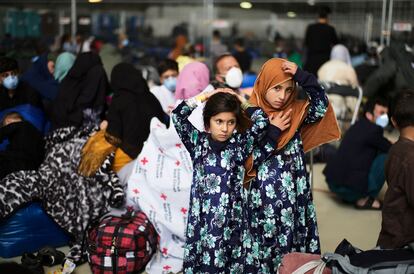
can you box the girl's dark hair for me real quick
[390,89,414,128]
[203,92,249,132]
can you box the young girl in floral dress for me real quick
[172,89,291,273]
[244,59,340,273]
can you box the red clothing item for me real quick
[377,137,414,248]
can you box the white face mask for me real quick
[3,75,19,90]
[224,67,243,89]
[375,113,389,128]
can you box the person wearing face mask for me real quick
[150,59,179,115]
[0,57,42,111]
[324,97,392,210]
[212,54,244,93]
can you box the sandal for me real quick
[354,197,383,210]
[21,252,44,274]
[37,246,66,267]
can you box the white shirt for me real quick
[150,85,177,115]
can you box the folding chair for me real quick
[309,82,363,190]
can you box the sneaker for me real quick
[37,246,66,267]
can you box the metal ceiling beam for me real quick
[1,0,412,3]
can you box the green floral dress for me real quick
[172,100,274,274]
[245,68,329,273]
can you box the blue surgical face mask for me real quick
[121,39,129,47]
[375,113,389,128]
[3,75,19,90]
[163,76,177,92]
[63,42,76,53]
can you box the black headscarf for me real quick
[106,63,164,159]
[51,52,109,129]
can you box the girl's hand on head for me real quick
[269,109,292,131]
[281,61,298,76]
[205,88,231,99]
[216,88,246,103]
[232,91,247,103]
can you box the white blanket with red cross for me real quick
[126,117,193,274]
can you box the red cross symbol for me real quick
[163,265,171,270]
[160,193,167,200]
[175,160,180,166]
[175,143,182,148]
[127,206,134,211]
[161,247,168,256]
[140,157,148,165]
[133,189,140,194]
[181,207,187,214]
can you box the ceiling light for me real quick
[88,0,102,3]
[287,11,297,18]
[79,17,91,25]
[240,2,252,9]
[307,0,315,6]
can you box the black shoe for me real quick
[37,246,66,267]
[21,252,44,274]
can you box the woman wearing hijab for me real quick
[244,58,340,273]
[79,63,165,175]
[53,52,76,83]
[318,44,358,87]
[174,61,214,132]
[51,52,109,130]
[21,53,59,110]
[318,44,359,129]
[175,61,210,100]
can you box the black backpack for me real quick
[292,239,414,274]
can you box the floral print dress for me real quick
[172,100,275,274]
[245,69,329,274]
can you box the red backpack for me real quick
[87,210,158,274]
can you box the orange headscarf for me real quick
[244,58,340,182]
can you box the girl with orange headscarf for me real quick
[244,59,340,273]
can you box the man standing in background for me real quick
[304,6,338,76]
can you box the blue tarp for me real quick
[0,203,70,258]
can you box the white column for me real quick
[364,13,373,45]
[203,0,214,58]
[120,11,126,34]
[71,0,77,38]
[58,10,64,37]
[380,0,387,46]
[386,0,394,46]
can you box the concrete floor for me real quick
[0,162,387,274]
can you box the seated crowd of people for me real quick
[0,34,413,274]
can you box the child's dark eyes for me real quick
[1,71,16,78]
[215,119,236,125]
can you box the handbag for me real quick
[87,210,158,274]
